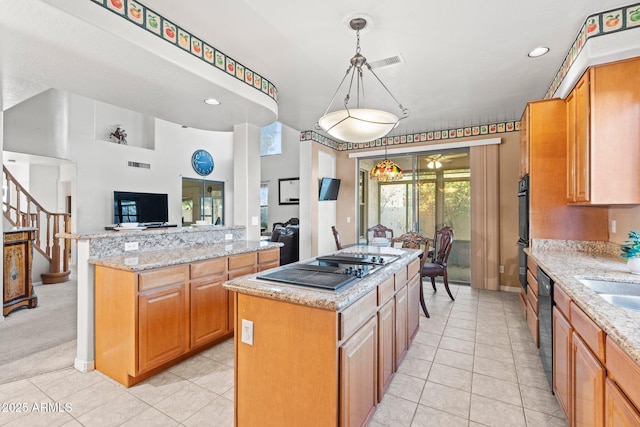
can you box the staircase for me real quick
[3,166,72,284]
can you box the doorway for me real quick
[359,149,471,283]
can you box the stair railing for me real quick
[2,165,71,283]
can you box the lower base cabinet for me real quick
[572,331,605,427]
[552,306,571,416]
[377,298,395,401]
[605,378,640,427]
[340,316,378,427]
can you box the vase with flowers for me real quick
[620,230,640,274]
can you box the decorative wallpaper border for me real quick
[545,2,640,98]
[90,0,278,103]
[300,120,521,152]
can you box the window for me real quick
[260,121,282,156]
[181,178,224,225]
[260,182,269,230]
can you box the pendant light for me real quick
[316,18,409,143]
[370,146,403,182]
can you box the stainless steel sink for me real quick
[578,279,640,311]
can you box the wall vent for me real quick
[369,54,405,70]
[127,161,151,169]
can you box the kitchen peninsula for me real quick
[59,226,282,382]
[224,245,422,427]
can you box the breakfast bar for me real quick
[224,245,422,427]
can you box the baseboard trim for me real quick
[500,285,522,293]
[74,358,95,373]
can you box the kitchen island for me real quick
[526,240,640,424]
[224,245,422,427]
[59,225,282,377]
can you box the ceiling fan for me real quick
[424,153,468,169]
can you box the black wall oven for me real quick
[517,175,529,289]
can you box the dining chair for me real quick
[422,226,455,301]
[392,231,431,318]
[366,224,394,245]
[331,225,342,250]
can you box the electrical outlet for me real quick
[225,233,233,241]
[241,319,254,345]
[499,265,504,273]
[611,219,617,233]
[124,241,139,251]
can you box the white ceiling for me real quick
[0,0,634,138]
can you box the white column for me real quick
[233,123,261,241]
[74,240,95,372]
[0,109,4,323]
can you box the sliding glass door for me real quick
[360,149,470,283]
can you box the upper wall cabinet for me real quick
[566,57,640,205]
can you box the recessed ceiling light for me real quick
[528,47,549,58]
[204,98,221,106]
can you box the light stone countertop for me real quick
[88,240,282,271]
[59,224,243,240]
[223,246,422,312]
[526,241,640,366]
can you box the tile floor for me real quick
[0,284,567,426]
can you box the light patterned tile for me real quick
[406,342,437,362]
[469,394,526,427]
[193,361,234,395]
[413,330,442,347]
[524,408,568,427]
[472,373,522,406]
[446,317,477,331]
[473,355,518,383]
[475,330,512,350]
[396,356,432,380]
[434,348,474,372]
[474,342,514,364]
[519,384,565,418]
[168,355,217,381]
[412,404,468,427]
[152,383,217,423]
[443,326,476,342]
[76,392,149,427]
[120,407,180,427]
[438,336,475,355]
[30,369,104,401]
[427,363,472,392]
[127,371,190,405]
[183,395,234,427]
[386,372,426,403]
[199,338,234,367]
[516,365,551,392]
[372,393,417,426]
[419,380,471,418]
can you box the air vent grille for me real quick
[369,54,405,69]
[128,161,151,169]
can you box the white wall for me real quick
[260,123,300,230]
[317,149,337,256]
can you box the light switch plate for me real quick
[124,242,139,251]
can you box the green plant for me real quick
[620,230,640,259]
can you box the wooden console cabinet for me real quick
[95,248,278,387]
[3,229,37,316]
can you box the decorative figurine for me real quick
[110,126,127,145]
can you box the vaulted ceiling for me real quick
[0,0,636,138]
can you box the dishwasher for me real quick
[537,267,554,392]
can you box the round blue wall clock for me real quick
[191,149,214,176]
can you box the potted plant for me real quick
[620,230,640,274]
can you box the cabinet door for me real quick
[574,71,590,202]
[340,316,377,427]
[406,275,420,342]
[138,283,189,373]
[395,285,408,369]
[605,378,640,427]
[377,298,394,402]
[566,90,577,202]
[190,276,228,348]
[572,331,605,427]
[519,105,530,178]
[553,306,571,418]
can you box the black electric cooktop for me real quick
[256,252,399,291]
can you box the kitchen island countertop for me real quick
[224,245,422,312]
[526,240,640,365]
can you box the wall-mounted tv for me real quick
[113,191,169,224]
[319,177,341,201]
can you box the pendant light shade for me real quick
[370,146,403,182]
[316,17,409,143]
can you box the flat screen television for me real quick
[113,191,169,224]
[318,177,341,201]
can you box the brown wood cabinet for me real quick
[566,57,640,205]
[605,378,640,427]
[522,99,608,241]
[519,103,530,179]
[3,229,37,316]
[95,248,278,387]
[525,257,539,347]
[572,331,605,427]
[553,305,571,417]
[233,256,421,426]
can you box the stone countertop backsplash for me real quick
[223,246,422,312]
[89,240,282,272]
[527,239,640,365]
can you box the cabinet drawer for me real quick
[228,253,256,271]
[527,269,538,297]
[394,268,408,291]
[227,265,256,279]
[554,285,571,318]
[527,256,538,274]
[606,337,640,411]
[339,290,377,341]
[527,284,538,315]
[139,266,187,292]
[258,248,279,265]
[570,301,605,363]
[407,258,420,279]
[519,290,527,316]
[377,276,395,306]
[190,258,226,279]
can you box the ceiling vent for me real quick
[128,161,151,169]
[369,54,405,70]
